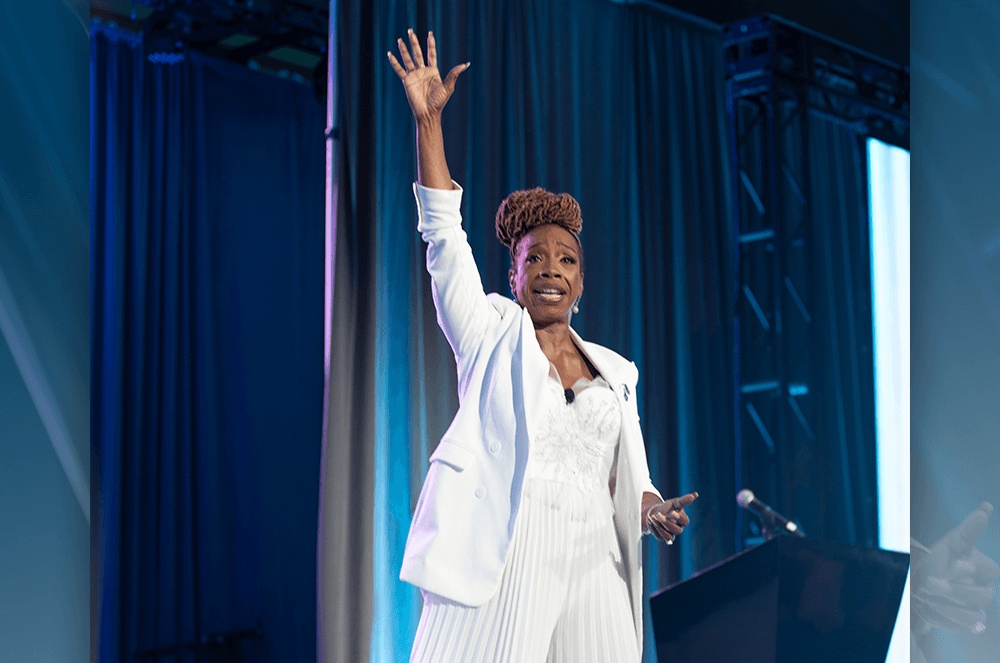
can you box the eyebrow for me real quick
[524,241,579,254]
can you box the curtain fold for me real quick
[93,26,326,663]
[327,2,734,661]
[804,115,878,545]
[317,0,378,658]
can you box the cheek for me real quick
[514,264,533,284]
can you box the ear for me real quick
[508,267,516,294]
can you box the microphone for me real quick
[736,489,804,537]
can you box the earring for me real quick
[572,298,580,314]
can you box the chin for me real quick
[529,309,570,323]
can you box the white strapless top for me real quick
[524,365,622,508]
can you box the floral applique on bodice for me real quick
[525,365,622,509]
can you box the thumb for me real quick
[443,62,470,93]
[928,502,993,577]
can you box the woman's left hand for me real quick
[644,492,698,544]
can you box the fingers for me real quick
[668,492,699,511]
[646,492,698,544]
[395,36,416,72]
[651,511,684,536]
[645,505,674,541]
[928,502,993,578]
[648,519,675,544]
[427,31,437,69]
[931,546,1000,584]
[952,547,1000,585]
[649,504,688,537]
[652,507,688,529]
[924,576,996,610]
[659,493,697,526]
[407,28,425,68]
[443,62,470,93]
[386,52,407,80]
[954,502,993,551]
[972,547,1000,584]
[390,30,465,91]
[914,595,986,634]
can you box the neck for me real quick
[532,316,573,353]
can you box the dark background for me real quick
[653,0,907,66]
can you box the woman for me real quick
[388,30,698,662]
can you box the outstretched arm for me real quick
[387,30,469,190]
[388,31,496,361]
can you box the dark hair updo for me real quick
[494,188,584,268]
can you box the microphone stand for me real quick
[758,511,805,541]
[759,510,782,542]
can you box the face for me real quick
[508,224,583,326]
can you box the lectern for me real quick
[649,537,909,663]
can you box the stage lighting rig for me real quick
[724,14,909,552]
[90,0,328,90]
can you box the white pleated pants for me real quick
[409,481,640,663]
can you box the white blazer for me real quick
[399,182,662,650]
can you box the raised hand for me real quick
[912,502,999,634]
[387,29,469,123]
[645,492,699,544]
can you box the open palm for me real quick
[388,30,468,121]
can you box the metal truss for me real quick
[724,15,909,549]
[92,0,329,92]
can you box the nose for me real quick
[539,257,563,279]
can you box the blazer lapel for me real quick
[519,307,550,442]
[570,328,626,385]
[569,329,645,646]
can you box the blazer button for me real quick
[489,442,500,453]
[475,487,485,499]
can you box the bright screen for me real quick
[868,137,910,662]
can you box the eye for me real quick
[526,254,540,263]
[561,256,576,264]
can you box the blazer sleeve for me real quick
[627,365,662,501]
[632,430,662,501]
[413,182,502,361]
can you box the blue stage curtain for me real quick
[801,114,879,545]
[92,25,325,663]
[330,1,735,661]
